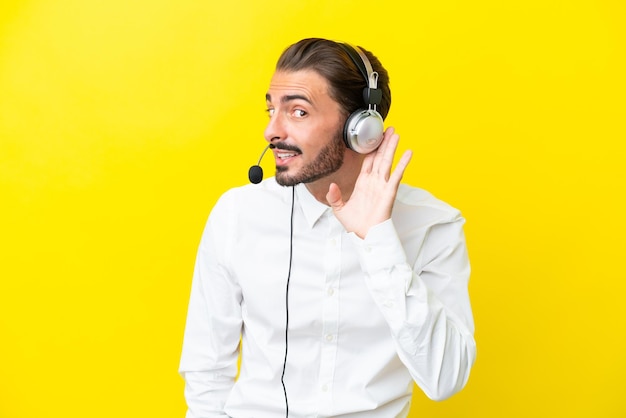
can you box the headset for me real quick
[338,43,385,154]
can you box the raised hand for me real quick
[326,127,413,238]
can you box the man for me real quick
[179,38,476,417]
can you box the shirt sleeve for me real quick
[179,194,242,417]
[349,216,476,401]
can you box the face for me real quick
[264,70,346,187]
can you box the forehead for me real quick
[266,70,332,103]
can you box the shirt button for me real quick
[329,238,337,246]
[384,300,395,308]
[325,334,334,342]
[327,287,335,296]
[321,384,328,392]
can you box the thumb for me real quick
[326,183,344,211]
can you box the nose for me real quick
[263,111,286,144]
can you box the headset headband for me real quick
[339,43,382,109]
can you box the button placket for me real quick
[318,214,342,406]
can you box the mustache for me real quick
[272,143,302,153]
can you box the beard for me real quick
[275,130,346,187]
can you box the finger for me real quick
[361,127,392,174]
[360,150,375,174]
[371,127,395,174]
[376,132,400,180]
[326,182,345,211]
[388,149,413,186]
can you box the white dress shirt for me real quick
[179,178,476,418]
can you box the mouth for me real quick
[276,150,299,159]
[273,144,302,165]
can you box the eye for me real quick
[293,109,307,118]
[266,107,275,117]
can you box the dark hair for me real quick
[275,38,391,120]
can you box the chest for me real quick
[231,210,380,336]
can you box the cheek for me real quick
[295,115,345,155]
[314,119,345,146]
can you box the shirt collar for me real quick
[295,183,330,229]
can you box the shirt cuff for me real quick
[349,218,408,275]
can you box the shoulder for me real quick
[394,184,463,227]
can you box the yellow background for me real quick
[1,0,624,417]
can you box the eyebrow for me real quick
[265,93,313,105]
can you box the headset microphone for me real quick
[248,143,275,184]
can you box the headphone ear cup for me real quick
[343,109,385,154]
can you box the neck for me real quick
[305,151,364,205]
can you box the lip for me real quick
[273,149,300,166]
[272,143,302,166]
